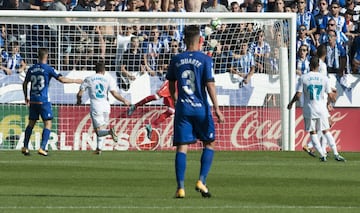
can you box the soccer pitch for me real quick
[0,151,359,213]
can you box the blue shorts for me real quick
[172,113,215,146]
[29,102,53,121]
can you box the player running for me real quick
[77,62,130,155]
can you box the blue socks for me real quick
[40,128,51,150]
[199,148,214,184]
[175,152,186,189]
[23,126,33,148]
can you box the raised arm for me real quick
[58,76,83,84]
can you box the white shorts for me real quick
[90,111,109,129]
[304,117,330,132]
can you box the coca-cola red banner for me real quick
[58,106,360,151]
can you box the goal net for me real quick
[0,11,296,151]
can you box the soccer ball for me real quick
[210,18,222,30]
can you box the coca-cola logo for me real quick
[74,109,170,151]
[294,111,347,148]
[67,107,349,151]
[231,110,281,150]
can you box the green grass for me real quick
[0,151,359,213]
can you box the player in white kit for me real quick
[288,56,345,162]
[77,62,130,154]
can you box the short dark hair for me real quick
[10,41,19,47]
[184,25,200,44]
[317,44,327,58]
[310,56,319,70]
[38,48,48,60]
[95,61,106,73]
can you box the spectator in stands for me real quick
[184,0,206,12]
[320,2,347,34]
[90,0,106,11]
[48,0,72,70]
[96,0,119,63]
[116,25,135,57]
[143,26,162,76]
[296,0,317,37]
[296,44,310,76]
[159,0,169,12]
[289,1,297,13]
[319,18,348,46]
[273,0,285,12]
[325,30,347,81]
[170,0,186,39]
[296,24,317,56]
[125,0,140,11]
[161,25,181,50]
[73,0,96,70]
[273,30,287,48]
[254,0,264,12]
[240,0,256,12]
[158,39,180,79]
[351,36,360,73]
[249,30,271,73]
[314,0,329,35]
[0,41,27,75]
[284,4,291,13]
[115,0,127,11]
[73,0,91,11]
[230,1,240,12]
[120,36,146,83]
[148,0,161,11]
[171,0,185,12]
[230,40,255,87]
[344,10,355,34]
[202,0,229,12]
[3,0,41,10]
[267,46,280,74]
[212,40,231,74]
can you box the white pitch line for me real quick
[0,205,359,209]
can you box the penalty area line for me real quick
[0,205,359,209]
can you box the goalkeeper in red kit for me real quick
[127,80,175,139]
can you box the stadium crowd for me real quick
[0,0,359,89]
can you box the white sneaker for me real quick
[109,127,118,143]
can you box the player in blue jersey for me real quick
[166,25,225,198]
[21,48,83,156]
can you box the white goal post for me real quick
[0,11,296,151]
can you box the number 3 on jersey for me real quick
[181,70,195,95]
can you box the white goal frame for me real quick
[0,11,296,151]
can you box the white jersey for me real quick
[318,58,330,118]
[80,73,118,113]
[297,71,331,119]
[318,58,327,76]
